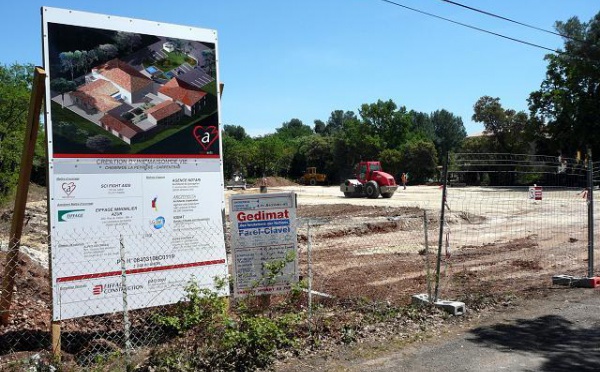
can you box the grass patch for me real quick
[50,101,129,153]
[51,100,218,155]
[129,103,217,154]
[154,51,190,71]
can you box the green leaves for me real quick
[222,101,466,185]
[0,63,44,204]
[528,12,600,156]
[472,96,530,153]
[149,278,299,371]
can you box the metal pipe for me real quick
[424,210,432,302]
[434,152,449,302]
[588,149,594,277]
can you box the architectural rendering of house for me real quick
[158,77,208,116]
[100,114,142,144]
[146,100,183,126]
[70,79,121,113]
[58,43,215,149]
[92,59,153,104]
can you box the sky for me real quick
[1,1,598,137]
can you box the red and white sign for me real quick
[528,185,543,200]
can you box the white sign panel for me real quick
[42,7,228,320]
[230,193,298,297]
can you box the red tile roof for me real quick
[146,100,182,121]
[94,59,153,93]
[158,78,207,107]
[100,114,142,139]
[71,79,121,112]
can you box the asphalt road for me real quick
[279,288,600,372]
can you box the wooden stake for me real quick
[51,321,61,360]
[0,67,46,325]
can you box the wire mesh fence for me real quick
[439,186,595,295]
[1,152,599,369]
[440,152,598,299]
[297,213,430,305]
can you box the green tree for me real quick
[399,140,438,184]
[379,148,403,179]
[59,51,76,81]
[223,135,255,179]
[313,119,326,135]
[323,110,355,136]
[409,110,434,140]
[50,77,76,108]
[275,118,313,140]
[0,63,43,203]
[94,43,118,61]
[472,96,530,153]
[113,31,142,54]
[431,109,467,161]
[359,99,410,149]
[253,135,288,177]
[332,112,382,179]
[295,135,335,180]
[224,124,250,141]
[528,12,600,156]
[459,135,493,153]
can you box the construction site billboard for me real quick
[42,7,227,320]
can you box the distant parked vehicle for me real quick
[226,172,247,190]
[299,167,327,186]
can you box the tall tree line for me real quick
[223,101,466,184]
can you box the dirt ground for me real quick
[229,184,595,306]
[0,181,597,366]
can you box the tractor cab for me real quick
[355,161,382,183]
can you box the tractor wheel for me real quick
[344,192,354,198]
[381,192,393,198]
[309,178,317,186]
[365,181,380,199]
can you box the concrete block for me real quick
[435,300,466,316]
[412,293,430,306]
[411,293,466,316]
[552,275,600,288]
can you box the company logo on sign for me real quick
[92,282,143,295]
[151,196,158,211]
[151,216,166,229]
[58,209,85,222]
[62,182,76,196]
[193,125,219,152]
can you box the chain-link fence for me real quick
[1,154,599,369]
[296,212,431,305]
[438,152,598,300]
[1,221,229,367]
[439,186,595,297]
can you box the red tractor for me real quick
[340,161,398,198]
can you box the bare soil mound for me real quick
[251,176,299,187]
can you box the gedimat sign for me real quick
[229,192,298,297]
[237,210,290,221]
